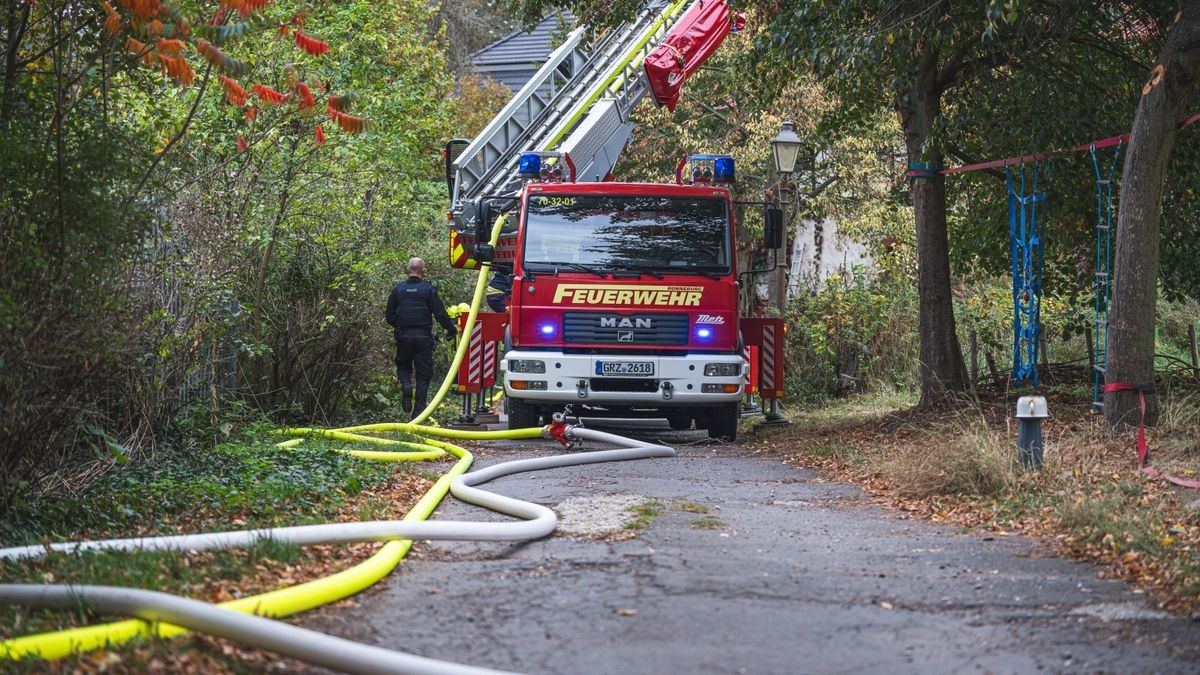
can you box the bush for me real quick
[783,266,919,404]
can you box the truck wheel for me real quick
[667,414,692,431]
[507,398,541,430]
[706,403,739,442]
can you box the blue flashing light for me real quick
[713,156,735,183]
[519,153,542,178]
[695,326,714,340]
[538,321,557,337]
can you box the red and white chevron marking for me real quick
[743,345,751,385]
[482,340,497,387]
[467,321,484,385]
[761,324,776,393]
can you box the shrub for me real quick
[783,266,919,404]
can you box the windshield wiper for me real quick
[610,264,664,279]
[525,261,607,278]
[553,262,607,278]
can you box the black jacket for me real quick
[385,276,455,333]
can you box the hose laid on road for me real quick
[0,207,679,673]
[0,428,671,561]
[0,585,513,675]
[0,210,518,659]
[0,426,676,673]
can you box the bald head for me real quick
[407,257,427,277]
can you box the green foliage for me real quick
[0,0,463,508]
[784,265,919,404]
[0,430,395,546]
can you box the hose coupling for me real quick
[546,412,573,447]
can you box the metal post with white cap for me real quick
[1015,395,1049,470]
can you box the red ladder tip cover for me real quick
[644,0,744,112]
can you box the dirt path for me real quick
[305,421,1200,674]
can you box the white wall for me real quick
[787,217,873,296]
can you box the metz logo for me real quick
[695,314,726,325]
[553,284,703,307]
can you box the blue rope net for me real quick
[1090,143,1120,409]
[1006,163,1048,387]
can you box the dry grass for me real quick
[884,421,1017,498]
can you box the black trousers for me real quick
[394,329,434,411]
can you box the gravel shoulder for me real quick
[305,422,1200,675]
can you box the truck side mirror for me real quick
[473,244,495,263]
[474,198,492,244]
[444,139,469,200]
[764,207,785,249]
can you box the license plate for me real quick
[595,361,654,376]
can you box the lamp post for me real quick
[761,121,802,426]
[769,121,802,315]
[772,120,803,176]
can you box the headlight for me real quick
[704,363,741,377]
[509,380,547,391]
[509,359,546,374]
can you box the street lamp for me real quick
[771,120,803,176]
[761,120,798,427]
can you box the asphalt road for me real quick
[306,420,1200,675]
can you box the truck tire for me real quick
[507,397,541,430]
[706,403,739,442]
[667,414,692,430]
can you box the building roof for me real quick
[470,11,575,92]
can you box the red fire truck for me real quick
[442,0,784,440]
[501,168,750,439]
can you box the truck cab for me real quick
[500,181,746,439]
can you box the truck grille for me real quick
[563,312,688,346]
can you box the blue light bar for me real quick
[538,321,557,337]
[713,156,735,183]
[519,153,541,179]
[695,326,714,340]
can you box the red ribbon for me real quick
[923,111,1200,177]
[1103,382,1200,489]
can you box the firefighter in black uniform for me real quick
[385,257,457,415]
[485,267,512,313]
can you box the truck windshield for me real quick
[522,194,730,273]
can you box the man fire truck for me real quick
[442,0,785,440]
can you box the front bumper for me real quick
[501,350,746,404]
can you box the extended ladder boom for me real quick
[447,0,735,268]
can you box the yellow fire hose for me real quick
[1,215,516,661]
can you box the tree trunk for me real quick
[1,4,31,127]
[898,47,968,405]
[1106,4,1200,428]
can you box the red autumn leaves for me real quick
[125,37,193,84]
[250,83,288,105]
[294,30,330,57]
[326,93,367,134]
[102,0,366,154]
